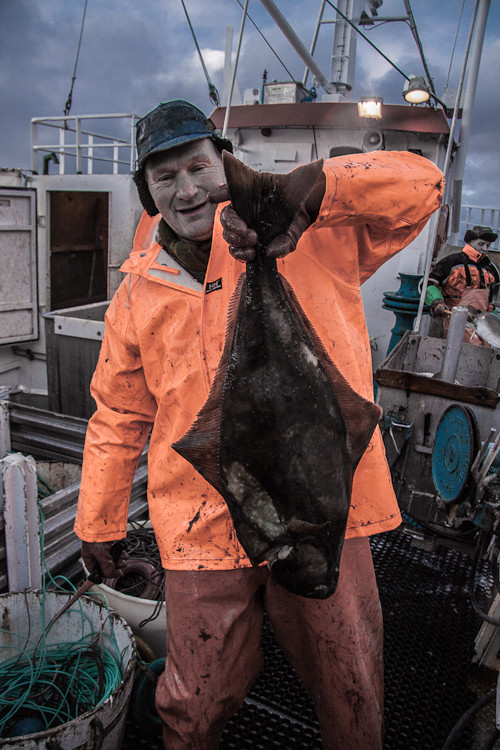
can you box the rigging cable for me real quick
[180,0,220,107]
[324,0,411,82]
[63,0,89,117]
[233,0,313,98]
[444,0,467,97]
[402,0,436,95]
[324,0,447,108]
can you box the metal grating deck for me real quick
[121,529,494,749]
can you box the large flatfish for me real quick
[172,152,381,598]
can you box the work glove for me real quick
[209,179,324,262]
[431,300,447,318]
[81,540,128,580]
[221,203,311,261]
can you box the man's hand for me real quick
[431,300,447,318]
[209,183,319,262]
[81,540,129,579]
[219,203,259,261]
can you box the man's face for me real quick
[469,237,491,254]
[145,138,225,244]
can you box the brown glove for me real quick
[218,202,258,261]
[431,300,447,318]
[219,202,311,262]
[209,176,325,262]
[81,540,129,579]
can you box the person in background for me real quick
[74,99,443,750]
[426,225,499,344]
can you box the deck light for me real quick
[403,76,430,104]
[357,96,383,119]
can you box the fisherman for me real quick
[426,225,499,344]
[74,99,443,750]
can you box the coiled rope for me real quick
[0,479,125,738]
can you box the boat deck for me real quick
[121,529,496,749]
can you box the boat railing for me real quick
[30,113,140,175]
[461,204,500,250]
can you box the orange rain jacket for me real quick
[74,151,444,570]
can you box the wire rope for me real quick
[63,0,89,117]
[233,0,313,98]
[180,0,220,107]
[444,0,467,96]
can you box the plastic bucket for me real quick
[86,522,166,658]
[88,579,166,658]
[0,590,136,749]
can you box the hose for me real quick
[442,688,496,749]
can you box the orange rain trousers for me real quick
[155,537,383,750]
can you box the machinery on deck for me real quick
[376,306,500,674]
[377,307,500,546]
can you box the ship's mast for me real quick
[448,0,492,244]
[259,0,365,99]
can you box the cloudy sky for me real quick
[1,0,498,210]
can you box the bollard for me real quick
[440,306,468,382]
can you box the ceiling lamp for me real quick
[403,76,430,104]
[357,96,383,119]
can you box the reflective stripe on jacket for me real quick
[74,151,444,570]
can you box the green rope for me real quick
[0,497,125,738]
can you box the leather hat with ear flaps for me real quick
[464,225,498,244]
[135,100,232,168]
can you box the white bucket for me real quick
[88,579,166,658]
[86,522,166,658]
[0,590,136,749]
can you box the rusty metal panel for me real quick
[0,187,38,344]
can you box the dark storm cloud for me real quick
[0,0,498,212]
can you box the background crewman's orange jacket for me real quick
[74,151,443,570]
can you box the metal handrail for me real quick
[31,113,140,175]
[461,204,500,250]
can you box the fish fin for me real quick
[222,152,323,247]
[171,274,246,490]
[287,518,331,539]
[280,275,382,468]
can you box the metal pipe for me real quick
[450,0,491,241]
[130,116,137,172]
[302,0,327,87]
[0,390,10,460]
[442,0,480,193]
[412,209,439,334]
[439,306,468,382]
[222,0,249,139]
[76,117,82,174]
[30,120,38,173]
[259,0,333,92]
[413,0,482,334]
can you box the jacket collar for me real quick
[463,243,487,264]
